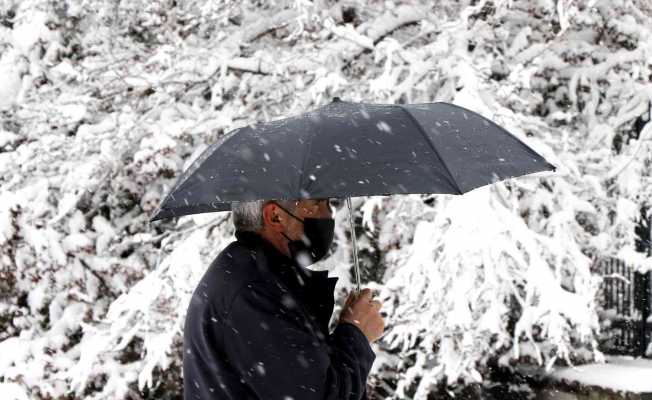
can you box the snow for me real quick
[0,191,19,245]
[62,232,94,253]
[548,356,652,393]
[11,11,51,53]
[0,130,19,148]
[0,49,24,108]
[361,196,383,232]
[58,104,87,122]
[1,0,651,399]
[0,382,29,400]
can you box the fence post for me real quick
[640,271,651,357]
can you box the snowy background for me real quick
[1,0,651,399]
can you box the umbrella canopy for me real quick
[150,98,556,292]
[150,98,555,222]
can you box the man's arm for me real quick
[222,280,375,400]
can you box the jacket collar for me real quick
[234,230,339,334]
[234,229,332,283]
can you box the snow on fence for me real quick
[595,256,651,358]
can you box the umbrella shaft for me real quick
[346,197,361,293]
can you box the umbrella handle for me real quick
[346,197,362,294]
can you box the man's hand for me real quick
[338,288,385,343]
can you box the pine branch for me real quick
[221,5,427,75]
[323,4,426,65]
[241,9,298,43]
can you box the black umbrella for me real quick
[150,98,556,291]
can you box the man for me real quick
[183,198,385,400]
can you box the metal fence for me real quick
[597,256,651,357]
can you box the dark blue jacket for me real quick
[183,230,375,399]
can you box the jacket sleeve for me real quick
[222,280,375,400]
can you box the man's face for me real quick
[260,198,341,257]
[280,198,334,241]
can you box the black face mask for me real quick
[271,201,335,267]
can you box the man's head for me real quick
[232,198,337,263]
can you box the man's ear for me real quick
[262,202,283,231]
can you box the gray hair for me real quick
[231,199,298,232]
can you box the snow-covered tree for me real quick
[1,0,651,399]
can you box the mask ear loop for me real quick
[271,201,304,224]
[271,201,306,246]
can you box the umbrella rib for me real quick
[158,127,241,218]
[298,114,318,199]
[175,128,241,194]
[396,105,464,195]
[442,102,557,172]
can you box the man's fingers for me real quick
[343,292,358,309]
[359,288,372,300]
[343,288,379,311]
[345,288,370,303]
[369,300,382,311]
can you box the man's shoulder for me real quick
[212,239,258,274]
[195,240,266,314]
